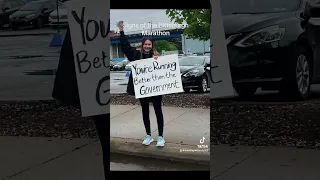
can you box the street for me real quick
[110,153,209,171]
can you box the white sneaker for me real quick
[142,135,154,145]
[156,136,165,147]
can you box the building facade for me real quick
[181,34,210,55]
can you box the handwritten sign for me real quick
[210,0,235,99]
[65,0,110,117]
[130,54,184,99]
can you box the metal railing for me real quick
[112,27,185,37]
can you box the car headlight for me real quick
[26,14,35,19]
[183,69,200,77]
[234,25,285,47]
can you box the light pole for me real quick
[149,21,152,32]
[49,0,62,47]
[183,35,186,55]
[56,0,60,34]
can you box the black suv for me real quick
[0,0,25,29]
[219,0,320,100]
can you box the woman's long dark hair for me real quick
[141,37,160,56]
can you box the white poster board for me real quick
[210,0,235,99]
[65,0,110,117]
[130,54,184,99]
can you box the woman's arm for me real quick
[119,31,140,61]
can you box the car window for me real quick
[3,2,12,9]
[221,0,301,15]
[59,3,67,9]
[43,2,53,10]
[179,57,206,66]
[17,0,25,6]
[20,2,42,11]
[11,0,21,8]
[307,0,320,5]
[48,1,57,8]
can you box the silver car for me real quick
[125,61,134,71]
[113,59,129,71]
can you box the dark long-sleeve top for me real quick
[119,31,153,95]
[119,31,154,61]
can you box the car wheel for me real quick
[35,17,44,29]
[234,84,257,99]
[281,46,311,100]
[198,77,208,93]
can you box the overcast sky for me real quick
[110,9,178,32]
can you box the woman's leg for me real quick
[93,114,109,180]
[139,97,151,135]
[139,97,154,145]
[152,95,164,137]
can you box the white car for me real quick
[49,3,68,27]
[113,59,129,71]
[125,61,134,71]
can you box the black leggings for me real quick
[139,95,164,137]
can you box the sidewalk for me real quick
[0,104,209,179]
[2,103,320,178]
[2,137,320,179]
[0,136,104,180]
[110,105,210,165]
[211,145,320,180]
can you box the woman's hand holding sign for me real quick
[153,56,158,60]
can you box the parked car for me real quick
[110,59,117,71]
[113,59,129,71]
[180,56,210,93]
[125,61,134,71]
[220,0,320,100]
[0,0,25,29]
[9,0,57,29]
[49,2,67,28]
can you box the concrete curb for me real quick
[0,32,55,37]
[110,137,210,166]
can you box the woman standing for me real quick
[117,22,165,147]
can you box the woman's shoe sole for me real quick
[142,139,154,145]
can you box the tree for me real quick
[154,40,177,53]
[166,9,210,41]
